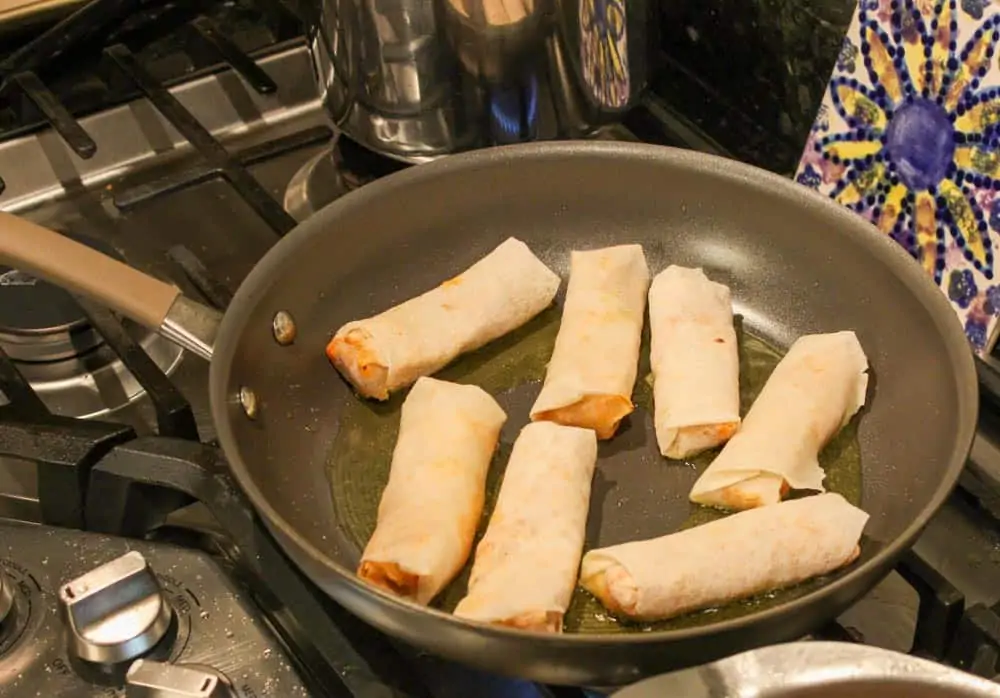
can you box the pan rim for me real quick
[210,141,979,648]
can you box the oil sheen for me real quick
[326,308,863,633]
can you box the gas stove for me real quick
[1,522,310,697]
[2,0,1000,696]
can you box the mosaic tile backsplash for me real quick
[796,0,1000,355]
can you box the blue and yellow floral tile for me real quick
[796,0,1000,355]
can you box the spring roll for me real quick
[580,492,868,622]
[454,422,598,632]
[328,237,560,400]
[649,266,740,458]
[357,377,507,604]
[530,244,649,439]
[689,331,869,510]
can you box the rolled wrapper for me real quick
[454,422,598,632]
[689,331,869,510]
[530,244,650,439]
[357,377,507,604]
[580,493,869,622]
[327,237,560,400]
[648,265,740,458]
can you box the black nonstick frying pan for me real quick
[0,142,978,686]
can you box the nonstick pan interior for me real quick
[210,143,976,672]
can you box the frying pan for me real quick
[0,142,978,686]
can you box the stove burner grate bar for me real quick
[0,0,144,169]
[74,298,199,441]
[0,341,135,528]
[0,0,318,230]
[0,0,140,81]
[102,42,297,235]
[0,344,48,419]
[167,245,235,311]
[898,549,967,660]
[8,71,96,160]
[949,602,1000,681]
[0,240,219,527]
[112,124,332,211]
[815,549,1000,683]
[0,275,203,445]
[190,16,278,95]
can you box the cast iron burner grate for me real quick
[0,287,200,528]
[0,0,303,139]
[0,0,314,222]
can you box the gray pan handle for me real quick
[0,211,220,361]
[612,642,1000,698]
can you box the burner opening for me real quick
[10,323,184,419]
[333,137,409,191]
[0,234,122,364]
[0,233,184,419]
[283,137,412,222]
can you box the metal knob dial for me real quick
[59,551,174,664]
[126,659,233,698]
[0,567,14,627]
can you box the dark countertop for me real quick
[656,0,855,175]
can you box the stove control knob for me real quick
[0,568,14,627]
[125,659,233,698]
[59,551,173,664]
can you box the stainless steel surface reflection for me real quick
[614,642,1000,698]
[308,0,651,160]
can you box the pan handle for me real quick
[612,642,1000,697]
[0,211,221,361]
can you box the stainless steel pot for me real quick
[614,643,1000,698]
[308,0,653,160]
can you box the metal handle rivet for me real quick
[272,310,297,345]
[239,386,259,420]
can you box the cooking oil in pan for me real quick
[326,309,863,633]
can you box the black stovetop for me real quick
[0,0,999,695]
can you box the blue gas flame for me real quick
[489,74,539,144]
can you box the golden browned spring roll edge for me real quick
[328,237,560,400]
[579,493,868,622]
[529,244,649,439]
[454,421,598,632]
[648,265,741,459]
[357,376,507,604]
[689,331,869,510]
